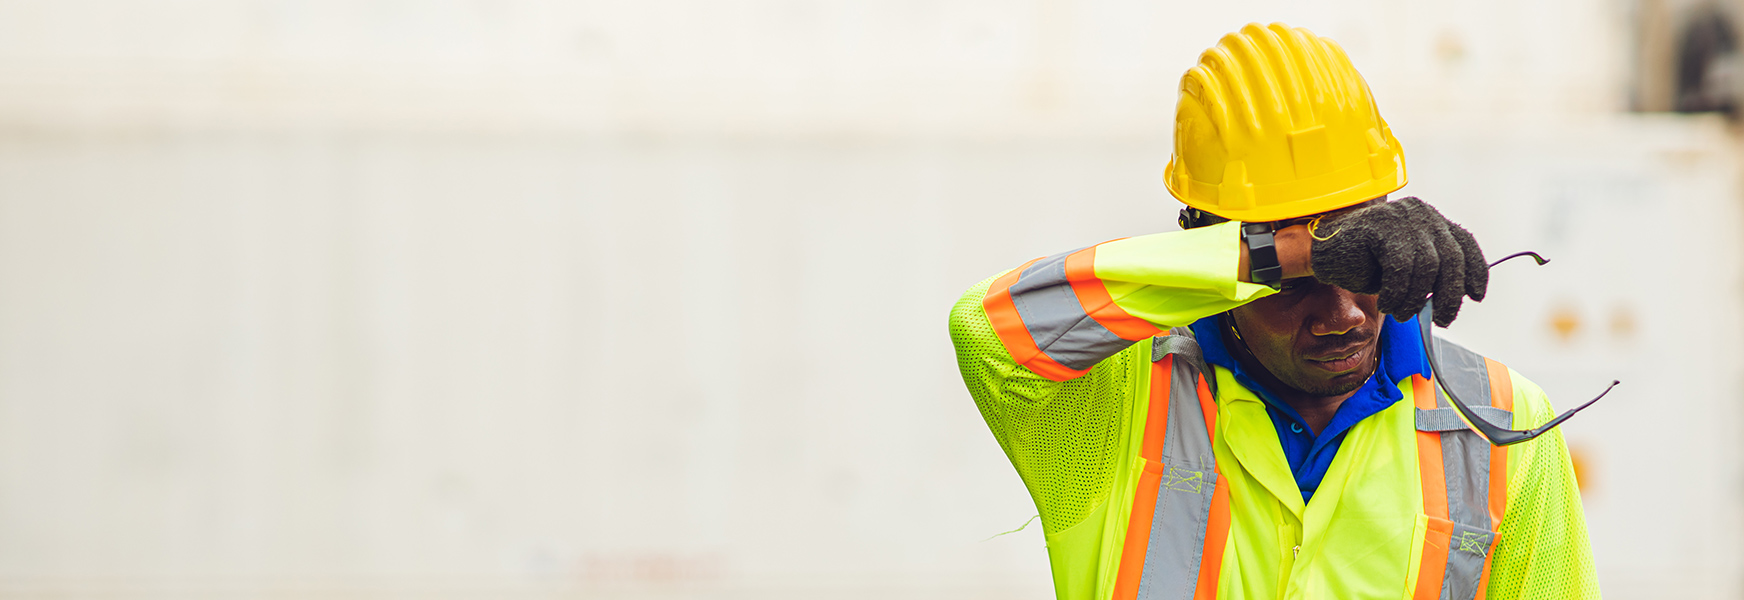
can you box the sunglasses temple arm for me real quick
[1423,327,1618,446]
[1519,381,1618,439]
[1422,341,1524,446]
[1419,250,1611,446]
[1418,302,1513,442]
[1424,333,1613,447]
[1490,251,1549,268]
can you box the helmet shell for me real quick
[1166,23,1406,222]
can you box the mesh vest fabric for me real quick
[951,272,1140,532]
[1486,370,1601,600]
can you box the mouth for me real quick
[1305,346,1368,374]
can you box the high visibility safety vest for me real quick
[947,225,1597,600]
[1124,330,1511,600]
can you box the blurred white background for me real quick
[0,0,1738,598]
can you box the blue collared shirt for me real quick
[1188,314,1431,503]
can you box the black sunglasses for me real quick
[1417,251,1618,447]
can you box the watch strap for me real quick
[1241,222,1283,287]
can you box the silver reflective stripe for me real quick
[1431,337,1490,407]
[1160,359,1215,472]
[1137,336,1217,600]
[1413,406,1514,433]
[1425,337,1509,600]
[1441,522,1495,600]
[1138,466,1215,600]
[1007,248,1132,370]
[1435,424,1492,560]
[1152,332,1203,367]
[1153,327,1216,397]
[1151,329,1213,466]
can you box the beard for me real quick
[1274,360,1375,397]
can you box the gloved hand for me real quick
[1309,197,1487,326]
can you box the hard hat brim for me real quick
[1166,154,1407,222]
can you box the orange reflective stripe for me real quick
[1192,374,1226,600]
[1484,357,1514,530]
[1412,372,1439,412]
[1415,517,1454,600]
[1412,374,1450,600]
[1113,355,1174,600]
[1473,547,1496,600]
[1475,357,1513,600]
[1413,374,1447,518]
[1484,358,1515,414]
[1113,460,1165,600]
[1194,479,1231,600]
[1197,373,1218,438]
[1141,356,1174,461]
[982,259,1091,381]
[1065,244,1162,341]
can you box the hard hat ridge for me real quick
[1166,22,1406,223]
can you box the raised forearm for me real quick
[1236,223,1314,283]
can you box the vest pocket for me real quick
[1409,514,1499,600]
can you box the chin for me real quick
[1314,379,1367,397]
[1289,368,1372,397]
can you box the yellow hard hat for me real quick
[1166,23,1405,222]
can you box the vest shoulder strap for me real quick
[1411,336,1516,600]
[1113,331,1228,600]
[1153,326,1214,395]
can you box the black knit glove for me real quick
[1309,197,1488,326]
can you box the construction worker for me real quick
[948,23,1598,600]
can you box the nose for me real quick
[1307,284,1369,337]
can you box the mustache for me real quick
[1301,328,1378,356]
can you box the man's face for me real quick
[1228,277,1383,397]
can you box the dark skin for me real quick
[1229,201,1385,435]
[1222,278,1383,435]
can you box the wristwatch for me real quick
[1241,222,1283,287]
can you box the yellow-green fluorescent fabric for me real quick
[948,223,1599,599]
